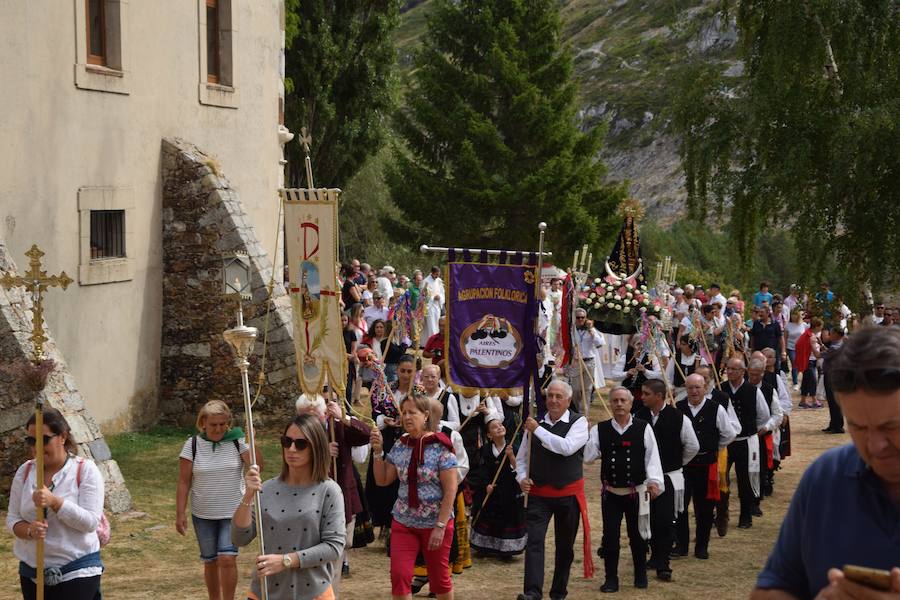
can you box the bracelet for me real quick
[373,451,384,460]
[240,498,254,507]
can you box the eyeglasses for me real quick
[26,434,58,447]
[576,316,586,320]
[828,368,900,394]
[280,436,310,451]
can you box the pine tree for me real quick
[671,1,900,292]
[385,0,625,256]
[284,0,401,188]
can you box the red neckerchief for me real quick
[398,432,453,508]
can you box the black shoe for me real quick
[601,579,619,593]
[737,519,752,529]
[694,548,709,560]
[647,556,659,570]
[657,570,673,582]
[634,573,649,589]
[822,427,835,433]
[715,503,729,537]
[752,506,763,517]
[411,576,427,594]
[828,428,845,434]
[341,563,350,576]
[670,547,688,559]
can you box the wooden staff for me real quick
[694,312,722,386]
[524,222,547,508]
[470,418,525,529]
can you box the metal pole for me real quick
[523,222,547,509]
[225,304,268,600]
[420,244,553,257]
[34,400,45,600]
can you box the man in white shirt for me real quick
[675,374,737,559]
[707,283,728,310]
[420,266,445,345]
[362,293,389,330]
[635,379,699,581]
[566,308,605,411]
[376,266,395,301]
[719,357,771,529]
[516,380,591,600]
[584,386,663,592]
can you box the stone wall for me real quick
[0,240,132,512]
[159,138,299,427]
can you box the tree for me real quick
[671,1,900,295]
[284,0,401,188]
[385,0,626,256]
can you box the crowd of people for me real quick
[6,260,899,600]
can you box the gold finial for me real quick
[618,198,645,221]
[0,244,72,361]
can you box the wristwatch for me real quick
[434,520,446,529]
[282,554,294,569]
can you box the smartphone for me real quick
[843,565,892,591]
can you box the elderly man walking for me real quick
[515,380,592,600]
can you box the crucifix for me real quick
[1,243,72,600]
[299,126,315,189]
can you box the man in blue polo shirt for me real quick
[752,326,900,599]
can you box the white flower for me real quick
[639,307,647,313]
[607,302,615,309]
[594,278,601,284]
[605,292,613,299]
[594,302,601,309]
[643,298,650,305]
[640,285,647,291]
[632,299,639,306]
[625,283,633,290]
[615,304,622,310]
[626,292,633,299]
[589,292,596,299]
[623,307,631,313]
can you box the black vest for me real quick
[762,370,778,391]
[597,419,648,487]
[635,405,684,473]
[622,346,656,390]
[436,389,452,422]
[720,381,758,437]
[530,415,585,488]
[673,354,698,388]
[759,381,775,408]
[677,398,721,465]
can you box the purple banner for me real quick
[445,262,538,392]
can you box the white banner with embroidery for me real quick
[281,188,346,396]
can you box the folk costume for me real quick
[565,325,605,408]
[675,396,736,558]
[610,347,662,413]
[515,410,592,600]
[718,380,771,528]
[585,415,664,592]
[420,273,445,346]
[469,438,527,558]
[634,404,699,578]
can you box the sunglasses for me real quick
[280,436,310,451]
[828,368,900,394]
[26,434,59,447]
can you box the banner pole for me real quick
[524,222,547,509]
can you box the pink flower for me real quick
[618,286,627,296]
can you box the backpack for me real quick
[22,458,111,547]
[190,434,241,461]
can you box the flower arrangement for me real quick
[579,274,664,331]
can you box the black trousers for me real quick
[825,379,844,431]
[21,575,101,600]
[649,474,674,572]
[726,438,755,522]
[676,464,715,553]
[601,492,647,581]
[523,494,580,599]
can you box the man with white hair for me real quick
[376,266,395,300]
[585,386,663,592]
[295,392,370,592]
[675,374,736,559]
[516,379,591,600]
[719,357,771,529]
[566,307,605,410]
[421,364,460,431]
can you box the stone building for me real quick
[0,0,291,433]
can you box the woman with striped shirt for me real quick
[176,400,257,600]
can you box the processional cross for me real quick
[1,243,72,600]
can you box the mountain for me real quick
[394,0,742,224]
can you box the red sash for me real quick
[530,479,594,578]
[764,433,774,469]
[706,462,721,501]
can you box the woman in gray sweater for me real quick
[233,414,345,600]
